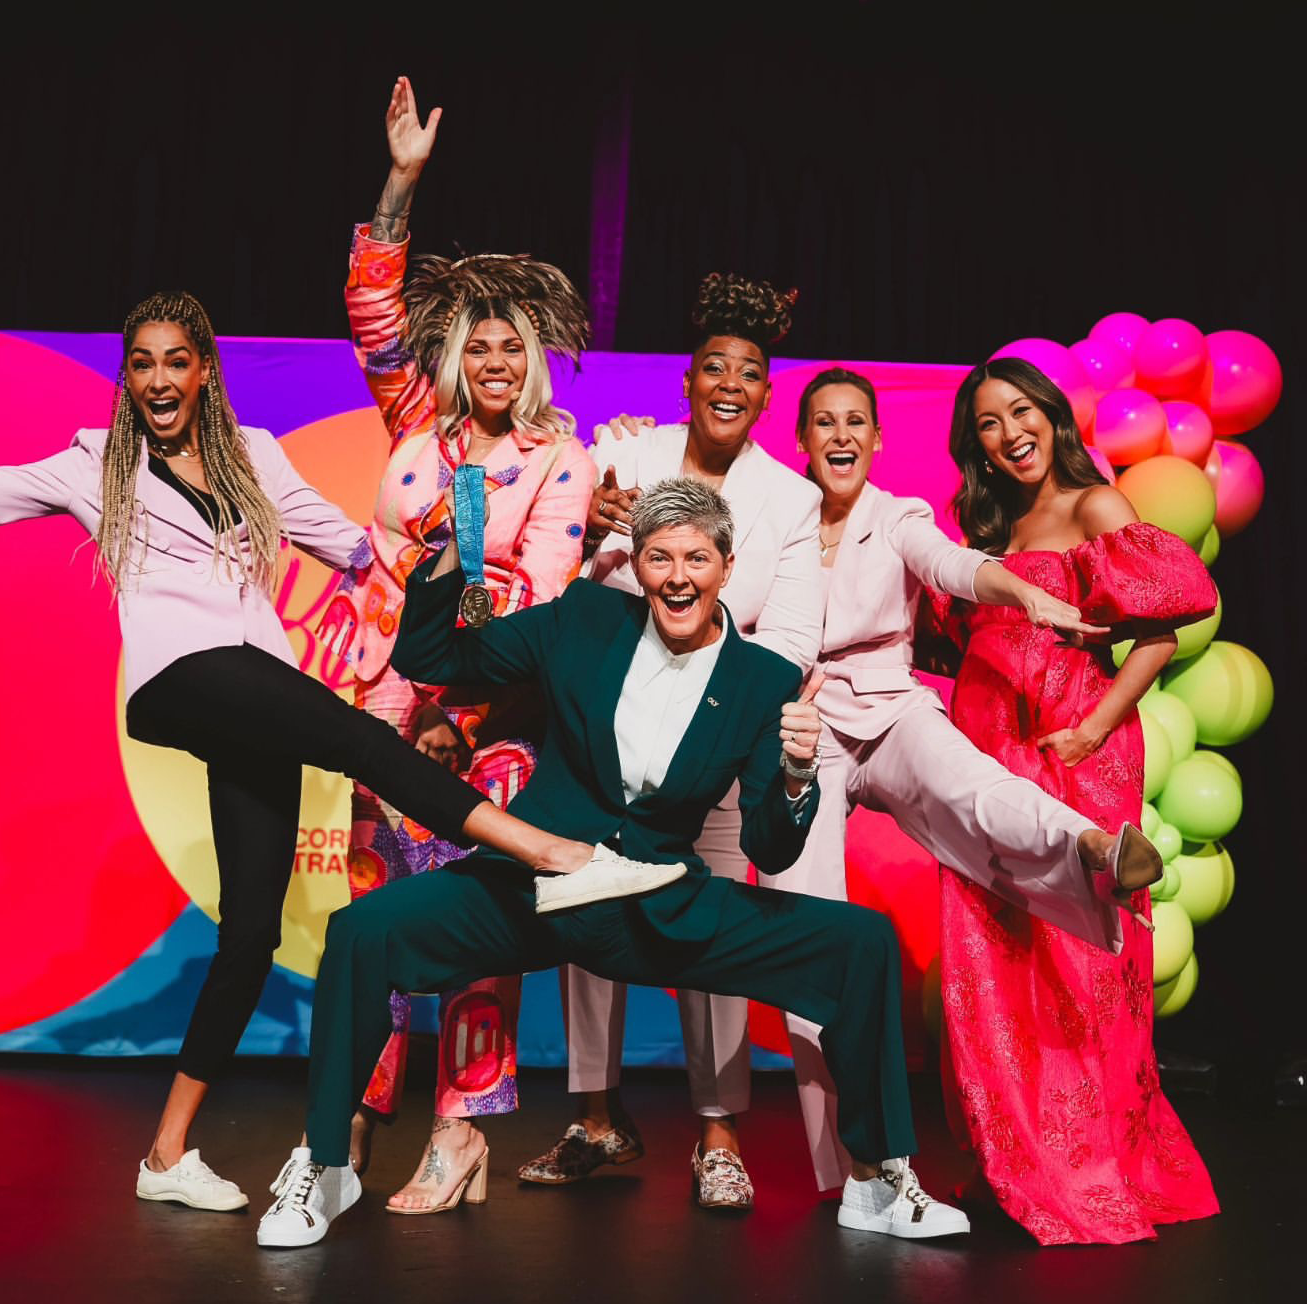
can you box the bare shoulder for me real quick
[1073,484,1139,539]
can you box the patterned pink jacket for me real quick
[325,226,596,689]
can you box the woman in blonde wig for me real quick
[0,291,658,1213]
[316,75,596,1213]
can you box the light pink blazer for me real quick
[0,427,369,699]
[817,483,991,740]
[586,424,824,671]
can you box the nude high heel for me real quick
[385,1149,490,1216]
[1106,823,1160,932]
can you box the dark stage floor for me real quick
[0,1052,1300,1304]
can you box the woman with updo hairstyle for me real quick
[516,270,826,1211]
[744,365,1172,1204]
[928,356,1219,1243]
[316,76,598,1215]
[0,291,619,1212]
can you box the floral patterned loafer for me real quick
[517,1121,645,1184]
[691,1144,754,1210]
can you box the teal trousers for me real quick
[305,858,916,1167]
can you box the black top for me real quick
[147,455,241,529]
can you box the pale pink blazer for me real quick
[586,424,824,671]
[0,427,369,699]
[816,483,991,740]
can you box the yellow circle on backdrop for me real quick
[116,409,392,978]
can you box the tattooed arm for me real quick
[370,75,442,244]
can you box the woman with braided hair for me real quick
[0,291,673,1212]
[314,76,598,1214]
[516,270,826,1210]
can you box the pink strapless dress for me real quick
[932,522,1220,1245]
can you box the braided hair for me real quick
[691,272,797,359]
[98,292,284,593]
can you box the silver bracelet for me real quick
[780,748,820,782]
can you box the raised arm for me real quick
[345,76,444,450]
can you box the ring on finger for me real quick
[598,501,609,517]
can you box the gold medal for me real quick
[459,583,494,627]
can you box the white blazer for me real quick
[817,483,992,740]
[586,424,823,671]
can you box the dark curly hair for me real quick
[949,356,1107,555]
[691,272,797,360]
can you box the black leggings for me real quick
[127,643,486,1084]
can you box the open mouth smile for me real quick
[708,401,745,421]
[147,398,182,429]
[1005,440,1037,466]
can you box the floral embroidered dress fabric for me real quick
[331,225,595,1117]
[932,523,1220,1244]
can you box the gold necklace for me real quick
[819,530,842,558]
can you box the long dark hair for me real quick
[949,356,1106,554]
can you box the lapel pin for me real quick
[707,696,719,707]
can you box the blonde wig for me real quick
[402,251,591,443]
[97,292,284,593]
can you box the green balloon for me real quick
[1140,709,1173,802]
[1198,525,1220,567]
[1140,691,1197,763]
[1172,842,1235,925]
[1173,590,1222,661]
[1152,822,1184,863]
[1151,901,1195,984]
[1156,756,1243,842]
[1189,748,1242,788]
[1155,952,1199,1018]
[1164,640,1274,746]
[1140,802,1162,838]
[1112,638,1133,669]
[1150,860,1182,902]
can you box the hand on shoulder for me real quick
[1074,484,1139,540]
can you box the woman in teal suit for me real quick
[258,478,970,1247]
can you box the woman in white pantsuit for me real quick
[766,368,1154,1191]
[516,274,824,1207]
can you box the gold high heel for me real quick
[386,1148,490,1216]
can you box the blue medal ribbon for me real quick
[454,464,494,625]
[454,464,488,586]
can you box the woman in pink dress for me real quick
[929,356,1221,1244]
[319,76,596,1212]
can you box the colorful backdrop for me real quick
[0,328,979,1070]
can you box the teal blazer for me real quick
[393,559,820,944]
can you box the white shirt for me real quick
[613,612,726,804]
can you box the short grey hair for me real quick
[629,477,734,559]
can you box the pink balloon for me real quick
[1093,387,1167,465]
[1134,318,1209,399]
[1203,440,1265,535]
[1201,330,1283,436]
[1160,400,1215,466]
[990,337,1095,435]
[1085,446,1117,484]
[1088,311,1149,356]
[1070,337,1136,395]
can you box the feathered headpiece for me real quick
[403,252,591,378]
[691,271,798,352]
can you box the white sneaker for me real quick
[837,1158,970,1239]
[534,843,688,914]
[136,1148,248,1211]
[257,1147,361,1248]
